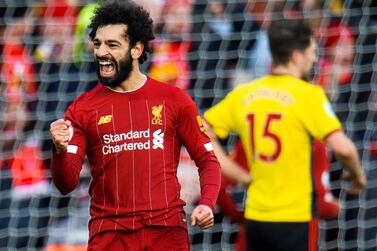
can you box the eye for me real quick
[109,43,119,48]
[93,41,100,48]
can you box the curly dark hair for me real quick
[88,0,155,64]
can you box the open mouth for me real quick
[98,60,115,77]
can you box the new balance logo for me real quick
[152,129,164,149]
[98,115,112,125]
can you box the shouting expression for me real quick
[93,24,133,87]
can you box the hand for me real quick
[348,172,367,194]
[241,175,252,188]
[341,170,367,194]
[190,205,214,230]
[50,119,72,154]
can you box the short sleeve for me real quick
[203,90,238,139]
[299,86,342,140]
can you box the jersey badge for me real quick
[196,116,206,133]
[152,105,163,125]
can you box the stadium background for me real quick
[0,0,376,250]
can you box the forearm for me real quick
[334,142,364,178]
[326,130,366,193]
[51,149,83,195]
[195,152,221,212]
[212,139,251,186]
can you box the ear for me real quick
[291,50,301,65]
[131,42,144,59]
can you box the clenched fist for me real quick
[50,119,72,154]
[190,204,214,230]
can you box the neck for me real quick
[271,63,301,79]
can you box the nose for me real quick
[95,44,109,57]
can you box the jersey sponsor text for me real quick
[102,129,164,154]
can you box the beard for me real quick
[95,50,133,87]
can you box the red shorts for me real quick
[88,226,190,251]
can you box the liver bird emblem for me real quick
[152,105,163,125]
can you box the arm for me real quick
[194,151,221,212]
[301,87,366,194]
[204,120,251,187]
[325,130,367,194]
[189,121,251,230]
[175,92,221,229]
[190,150,221,230]
[51,149,84,195]
[50,119,84,195]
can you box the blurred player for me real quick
[217,139,340,251]
[204,18,366,251]
[49,1,221,250]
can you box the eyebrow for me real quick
[106,40,121,44]
[93,39,122,45]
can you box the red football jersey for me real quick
[51,78,220,241]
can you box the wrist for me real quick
[53,144,65,154]
[198,200,215,212]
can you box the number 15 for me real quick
[247,113,282,162]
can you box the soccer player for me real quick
[217,139,341,251]
[49,1,221,250]
[204,19,366,251]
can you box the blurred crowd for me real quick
[0,0,376,250]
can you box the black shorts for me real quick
[245,219,318,251]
